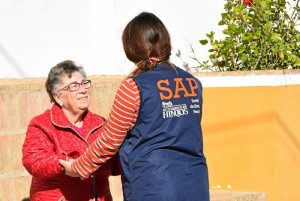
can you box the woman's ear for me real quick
[53,93,64,107]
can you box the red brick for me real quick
[0,175,31,200]
[19,91,31,129]
[0,93,8,131]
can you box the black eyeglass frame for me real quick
[59,80,92,92]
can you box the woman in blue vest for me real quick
[60,12,210,201]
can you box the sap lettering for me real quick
[157,78,198,100]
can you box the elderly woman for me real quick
[22,60,121,201]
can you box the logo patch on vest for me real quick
[162,101,188,118]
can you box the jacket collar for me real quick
[50,103,104,130]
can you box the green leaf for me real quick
[209,54,216,59]
[206,31,215,39]
[250,42,257,49]
[199,40,208,45]
[238,46,246,54]
[294,59,300,66]
[218,20,226,26]
[241,54,248,62]
[271,33,281,42]
[265,10,273,15]
[222,29,229,35]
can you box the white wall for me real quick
[0,0,224,78]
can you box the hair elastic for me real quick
[149,57,161,64]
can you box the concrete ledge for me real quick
[210,190,268,201]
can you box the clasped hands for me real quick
[59,159,81,177]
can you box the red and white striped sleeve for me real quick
[72,78,140,178]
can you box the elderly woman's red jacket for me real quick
[22,104,121,201]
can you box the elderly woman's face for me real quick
[57,71,91,113]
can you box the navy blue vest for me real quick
[119,63,209,201]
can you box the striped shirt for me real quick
[72,78,140,178]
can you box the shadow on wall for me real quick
[0,43,27,77]
[276,114,300,153]
[22,198,30,201]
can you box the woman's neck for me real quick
[62,108,84,127]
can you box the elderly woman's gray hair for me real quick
[45,60,87,103]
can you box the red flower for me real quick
[242,0,253,7]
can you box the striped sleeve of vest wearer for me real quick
[72,78,140,178]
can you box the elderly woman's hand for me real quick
[59,159,80,177]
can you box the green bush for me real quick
[191,0,300,71]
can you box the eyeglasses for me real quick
[60,80,92,92]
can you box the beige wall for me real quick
[203,85,299,201]
[0,72,299,201]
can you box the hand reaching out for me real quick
[59,159,80,177]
